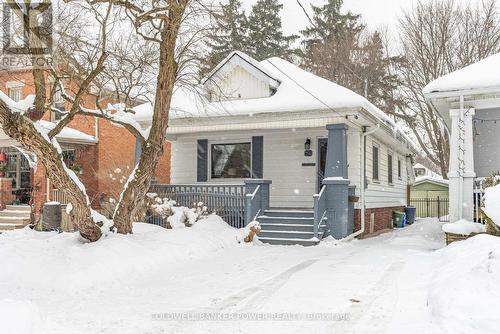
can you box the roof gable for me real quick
[203,51,280,90]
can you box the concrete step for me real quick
[263,210,314,218]
[0,221,28,230]
[257,216,314,225]
[258,237,320,246]
[0,216,30,225]
[259,230,324,239]
[5,205,31,212]
[0,210,31,218]
[260,223,326,232]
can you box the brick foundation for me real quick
[354,206,405,238]
[0,178,15,209]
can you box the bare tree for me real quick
[397,0,500,178]
[0,0,197,241]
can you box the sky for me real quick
[241,0,494,36]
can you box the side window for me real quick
[8,87,22,102]
[398,159,402,179]
[388,153,393,184]
[372,145,379,181]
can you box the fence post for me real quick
[437,196,441,221]
[426,197,430,218]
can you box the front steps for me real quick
[257,209,326,246]
[0,205,31,231]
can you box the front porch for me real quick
[151,124,356,245]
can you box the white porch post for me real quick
[448,108,475,223]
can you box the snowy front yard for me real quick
[1,216,498,334]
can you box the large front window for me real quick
[211,143,251,179]
[7,152,30,190]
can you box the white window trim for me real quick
[208,140,252,182]
[6,80,25,89]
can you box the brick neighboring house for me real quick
[0,67,170,219]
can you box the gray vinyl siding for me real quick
[473,107,500,177]
[170,127,409,209]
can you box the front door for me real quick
[317,138,328,193]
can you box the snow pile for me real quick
[484,184,500,226]
[442,219,486,235]
[429,234,500,333]
[0,300,43,334]
[0,217,243,294]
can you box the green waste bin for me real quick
[393,211,406,228]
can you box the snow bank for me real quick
[442,219,486,235]
[429,234,500,333]
[484,184,500,227]
[0,300,43,334]
[0,216,243,294]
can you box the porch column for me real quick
[325,124,348,179]
[448,108,475,222]
[324,123,350,239]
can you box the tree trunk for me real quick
[0,104,101,241]
[112,9,184,234]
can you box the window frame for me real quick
[62,149,76,168]
[8,87,22,102]
[6,152,31,190]
[388,152,394,185]
[209,141,252,180]
[372,143,380,182]
[398,158,402,179]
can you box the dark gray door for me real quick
[317,138,328,193]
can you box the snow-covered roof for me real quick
[137,52,409,125]
[37,120,97,144]
[423,53,500,95]
[133,53,395,121]
[414,175,449,187]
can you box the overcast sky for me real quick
[241,0,496,36]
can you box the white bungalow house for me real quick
[423,52,500,224]
[135,51,417,245]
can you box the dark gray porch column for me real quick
[325,123,348,178]
[323,123,350,239]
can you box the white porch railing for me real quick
[51,189,70,205]
[473,178,485,223]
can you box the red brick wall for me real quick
[0,69,172,208]
[354,206,406,238]
[0,178,15,209]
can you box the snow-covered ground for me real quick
[0,216,497,334]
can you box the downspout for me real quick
[342,123,380,241]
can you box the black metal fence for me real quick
[410,197,449,222]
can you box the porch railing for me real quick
[474,178,485,223]
[148,180,272,229]
[313,185,327,238]
[150,183,246,228]
[51,189,70,205]
[245,185,261,224]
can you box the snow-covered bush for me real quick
[483,176,500,236]
[146,194,209,228]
